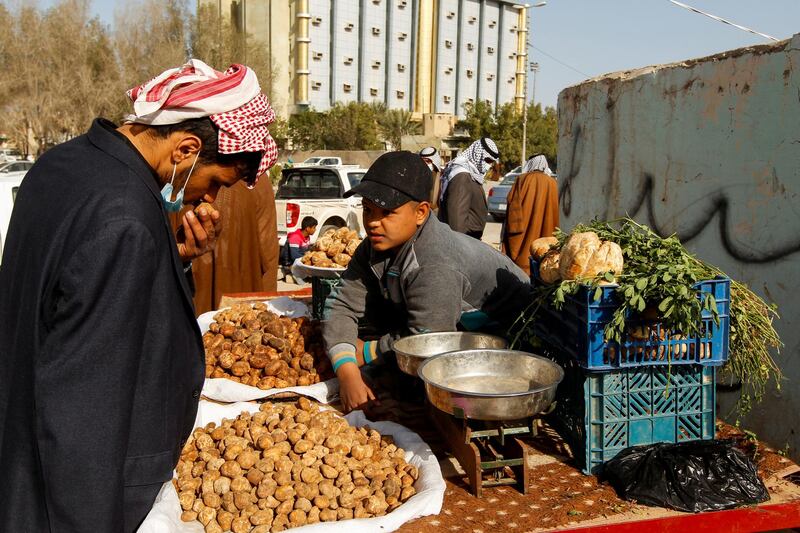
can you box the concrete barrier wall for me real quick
[557,34,800,451]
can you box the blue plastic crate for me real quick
[547,352,716,475]
[530,259,730,370]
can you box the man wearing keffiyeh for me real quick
[0,59,278,532]
[437,137,499,239]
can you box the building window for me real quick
[447,11,455,19]
[371,60,381,69]
[508,77,515,84]
[343,83,353,93]
[466,97,474,104]
[489,20,497,28]
[509,53,516,59]
[445,66,453,74]
[445,40,453,48]
[467,42,474,51]
[396,90,405,99]
[466,69,474,78]
[487,46,495,55]
[312,51,323,61]
[398,31,408,41]
[509,25,517,32]
[312,16,322,26]
[344,56,353,65]
[468,16,477,24]
[397,63,406,72]
[311,81,322,91]
[372,0,381,4]
[345,22,354,32]
[398,0,407,7]
[443,95,452,104]
[486,73,495,81]
[370,88,379,97]
[372,27,381,36]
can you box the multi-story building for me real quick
[205,0,529,120]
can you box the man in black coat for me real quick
[437,137,499,239]
[0,60,279,532]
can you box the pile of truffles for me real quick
[176,398,419,532]
[203,303,332,388]
[301,228,361,269]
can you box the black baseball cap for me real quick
[344,151,432,209]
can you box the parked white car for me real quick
[0,160,34,174]
[0,171,26,263]
[298,156,343,167]
[275,164,367,245]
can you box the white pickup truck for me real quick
[275,164,368,245]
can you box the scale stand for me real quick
[428,403,536,498]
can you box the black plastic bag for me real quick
[601,439,769,513]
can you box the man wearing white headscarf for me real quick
[437,137,499,239]
[502,154,559,275]
[521,153,554,177]
[0,59,278,531]
[418,146,443,208]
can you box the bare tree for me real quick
[0,0,121,154]
[0,0,279,154]
[190,4,277,103]
[111,0,190,120]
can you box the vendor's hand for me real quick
[337,362,379,413]
[177,205,222,261]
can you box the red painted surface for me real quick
[222,289,312,299]
[557,501,800,533]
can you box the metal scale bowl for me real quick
[418,348,564,497]
[393,331,508,376]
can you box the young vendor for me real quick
[322,151,533,412]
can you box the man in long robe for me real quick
[502,155,559,275]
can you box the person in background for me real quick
[189,176,280,315]
[0,59,278,532]
[437,137,499,239]
[322,151,532,412]
[418,146,443,208]
[281,215,318,281]
[502,154,559,276]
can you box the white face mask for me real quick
[160,152,200,213]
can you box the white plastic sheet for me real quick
[138,401,446,533]
[290,258,344,281]
[198,297,338,404]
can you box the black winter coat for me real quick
[0,119,205,532]
[437,172,488,239]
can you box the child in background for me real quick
[282,216,318,281]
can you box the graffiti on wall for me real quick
[559,107,799,264]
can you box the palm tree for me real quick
[377,108,421,150]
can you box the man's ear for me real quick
[171,132,202,165]
[415,201,430,225]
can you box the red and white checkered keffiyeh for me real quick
[126,59,278,182]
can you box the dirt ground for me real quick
[356,370,798,532]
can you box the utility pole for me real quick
[522,61,539,164]
[518,2,546,166]
[521,61,528,166]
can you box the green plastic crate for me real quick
[311,276,342,320]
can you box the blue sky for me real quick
[40,0,800,108]
[529,0,799,107]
